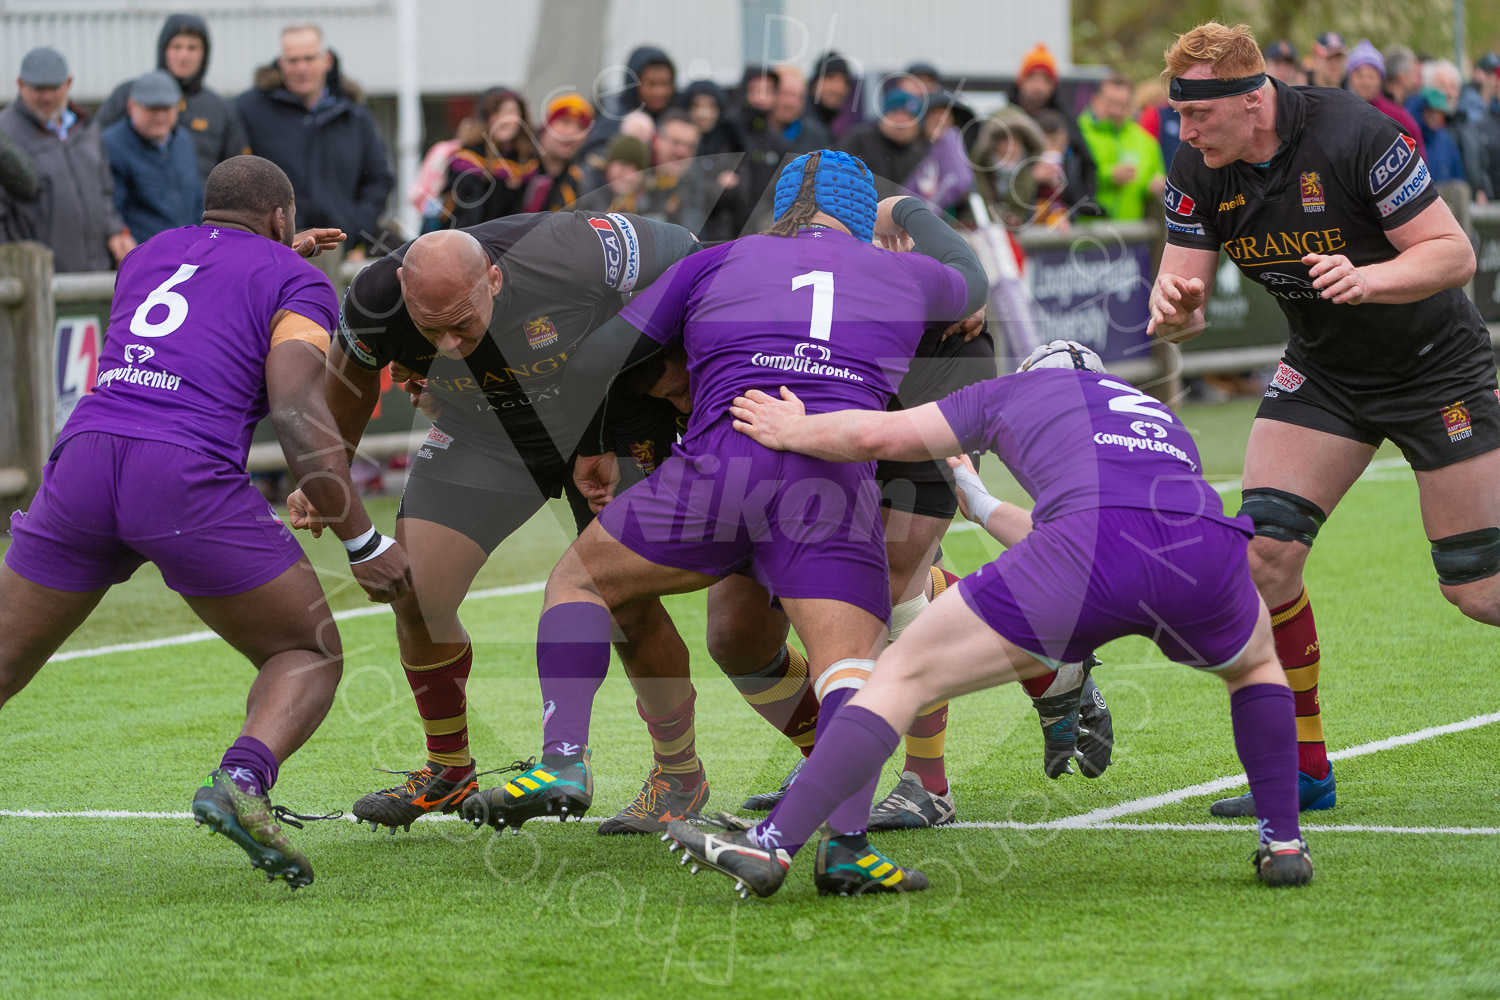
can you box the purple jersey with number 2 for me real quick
[60,226,338,468]
[621,228,968,447]
[936,371,1259,667]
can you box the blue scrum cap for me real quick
[772,149,877,243]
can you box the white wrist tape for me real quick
[952,463,1003,526]
[342,525,378,554]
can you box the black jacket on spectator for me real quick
[730,95,790,235]
[583,46,680,160]
[96,14,250,183]
[683,80,744,157]
[838,121,930,199]
[235,54,394,247]
[1007,82,1101,218]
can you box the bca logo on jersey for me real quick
[1163,181,1196,216]
[1369,134,1417,194]
[588,217,623,288]
[54,315,101,431]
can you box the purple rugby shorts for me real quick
[7,432,304,596]
[597,425,893,624]
[957,506,1261,668]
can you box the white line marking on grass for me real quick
[50,580,547,663]
[1045,710,1500,829]
[4,810,1495,836]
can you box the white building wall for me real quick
[0,0,1069,102]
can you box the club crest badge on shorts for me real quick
[1441,401,1473,443]
[1300,172,1325,213]
[524,315,559,350]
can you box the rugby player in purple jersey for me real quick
[459,151,989,850]
[662,340,1312,897]
[0,156,411,889]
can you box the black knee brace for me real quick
[1430,528,1500,586]
[1239,488,1328,547]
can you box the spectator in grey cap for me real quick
[103,70,205,243]
[96,14,250,182]
[0,46,134,271]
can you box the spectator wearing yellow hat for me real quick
[514,93,593,214]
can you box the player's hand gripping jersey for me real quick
[1163,79,1488,384]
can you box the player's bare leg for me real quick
[0,565,107,710]
[347,515,490,831]
[1413,448,1500,625]
[1213,419,1376,817]
[465,520,718,831]
[183,557,347,889]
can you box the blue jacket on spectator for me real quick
[102,118,203,244]
[1419,120,1467,184]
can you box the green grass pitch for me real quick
[2,398,1499,999]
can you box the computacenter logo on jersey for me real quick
[1369,134,1417,193]
[1091,431,1198,471]
[95,363,182,392]
[1377,161,1430,218]
[1442,401,1473,442]
[751,342,865,382]
[1163,181,1196,216]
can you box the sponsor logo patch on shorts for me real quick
[1442,401,1473,442]
[424,425,453,450]
[1272,362,1306,393]
[1163,181,1196,216]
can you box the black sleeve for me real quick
[559,310,667,455]
[892,196,988,316]
[611,213,701,291]
[334,260,403,370]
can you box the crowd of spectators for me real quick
[3,14,1500,275]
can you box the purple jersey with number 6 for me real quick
[59,226,338,469]
[620,228,968,447]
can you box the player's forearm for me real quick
[269,346,374,541]
[324,352,382,464]
[983,503,1034,548]
[892,197,989,315]
[1360,232,1476,304]
[777,410,886,462]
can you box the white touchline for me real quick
[2,810,1495,837]
[49,580,547,664]
[1043,709,1500,829]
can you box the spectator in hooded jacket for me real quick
[582,45,679,160]
[1343,39,1426,159]
[96,14,249,182]
[103,71,203,244]
[810,51,861,140]
[683,79,743,157]
[234,24,393,253]
[0,47,133,271]
[838,86,930,198]
[1010,42,1100,219]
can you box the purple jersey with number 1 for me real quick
[620,228,968,447]
[600,228,969,623]
[60,226,338,469]
[7,226,338,597]
[936,371,1261,668]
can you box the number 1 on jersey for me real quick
[791,269,834,341]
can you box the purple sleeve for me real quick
[893,251,971,323]
[276,253,340,331]
[935,378,1009,452]
[618,243,722,347]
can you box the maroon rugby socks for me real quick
[537,602,613,758]
[1270,589,1329,779]
[1229,683,1302,845]
[402,642,474,773]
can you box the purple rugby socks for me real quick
[537,601,614,757]
[219,736,279,796]
[753,701,899,857]
[1230,683,1302,844]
